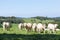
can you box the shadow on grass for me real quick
[0,33,60,40]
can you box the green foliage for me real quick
[0,16,24,24]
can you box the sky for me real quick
[0,0,60,17]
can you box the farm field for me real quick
[0,24,60,40]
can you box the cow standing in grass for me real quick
[32,23,37,32]
[36,23,46,33]
[23,23,27,30]
[26,23,32,32]
[18,23,23,30]
[47,23,58,34]
[3,22,10,31]
[23,23,27,28]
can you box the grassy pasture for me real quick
[0,24,60,40]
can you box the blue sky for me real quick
[0,0,60,17]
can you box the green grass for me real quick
[0,24,60,40]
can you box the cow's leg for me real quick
[7,26,10,31]
[38,29,40,33]
[48,29,50,34]
[50,30,52,34]
[53,29,56,34]
[3,25,5,31]
[32,28,35,32]
[35,27,37,32]
[49,29,52,34]
[36,28,38,33]
[42,28,45,34]
[44,29,45,34]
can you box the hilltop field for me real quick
[0,16,60,40]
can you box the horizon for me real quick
[0,16,60,18]
[0,0,60,17]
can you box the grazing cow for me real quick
[26,23,32,32]
[36,23,46,33]
[47,23,58,34]
[3,22,10,31]
[32,23,37,32]
[18,23,23,30]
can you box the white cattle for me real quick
[32,23,37,32]
[23,23,27,28]
[22,23,27,30]
[36,23,46,33]
[3,22,10,31]
[47,23,58,34]
[26,23,32,32]
[18,23,23,30]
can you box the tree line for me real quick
[0,16,60,28]
[0,16,60,23]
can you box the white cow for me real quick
[36,23,46,33]
[3,22,10,31]
[18,23,23,30]
[23,23,27,28]
[47,23,58,34]
[26,23,32,32]
[23,23,27,30]
[32,23,37,32]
